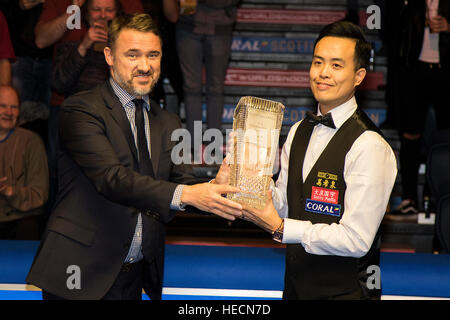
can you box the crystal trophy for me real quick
[227,96,285,209]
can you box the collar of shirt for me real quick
[316,96,358,130]
[109,77,150,112]
[109,77,152,159]
[303,96,358,181]
[0,128,14,143]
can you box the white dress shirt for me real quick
[109,78,184,264]
[272,96,397,257]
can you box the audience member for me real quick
[176,0,240,148]
[0,11,15,86]
[34,0,144,108]
[52,0,123,97]
[0,86,49,240]
[3,0,52,145]
[389,0,449,216]
[34,0,143,49]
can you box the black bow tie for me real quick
[305,111,336,129]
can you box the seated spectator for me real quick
[0,86,49,240]
[0,11,15,86]
[3,0,53,145]
[52,0,123,97]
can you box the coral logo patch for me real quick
[305,199,341,217]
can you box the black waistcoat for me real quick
[285,108,384,300]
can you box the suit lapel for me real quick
[101,82,139,165]
[148,100,162,177]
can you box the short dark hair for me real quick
[107,13,161,51]
[314,21,371,70]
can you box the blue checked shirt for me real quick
[109,78,185,264]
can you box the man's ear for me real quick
[354,68,367,87]
[104,46,114,67]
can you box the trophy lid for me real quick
[234,96,285,118]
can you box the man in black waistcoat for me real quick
[242,21,397,299]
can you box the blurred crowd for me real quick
[0,0,240,239]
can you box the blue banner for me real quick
[232,36,315,54]
[364,108,386,126]
[201,105,386,127]
[232,36,382,55]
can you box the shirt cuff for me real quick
[269,179,278,205]
[282,218,306,244]
[170,184,186,211]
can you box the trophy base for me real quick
[227,193,266,210]
[227,174,271,210]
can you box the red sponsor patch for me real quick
[311,186,339,204]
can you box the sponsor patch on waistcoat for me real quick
[311,186,339,204]
[307,171,341,216]
[305,199,341,217]
[315,171,338,189]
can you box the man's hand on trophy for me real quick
[242,190,282,234]
[214,153,231,185]
[181,183,243,221]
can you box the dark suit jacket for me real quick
[26,81,198,299]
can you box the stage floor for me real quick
[1,240,449,300]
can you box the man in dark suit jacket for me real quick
[26,13,242,300]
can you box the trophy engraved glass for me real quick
[227,96,285,209]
